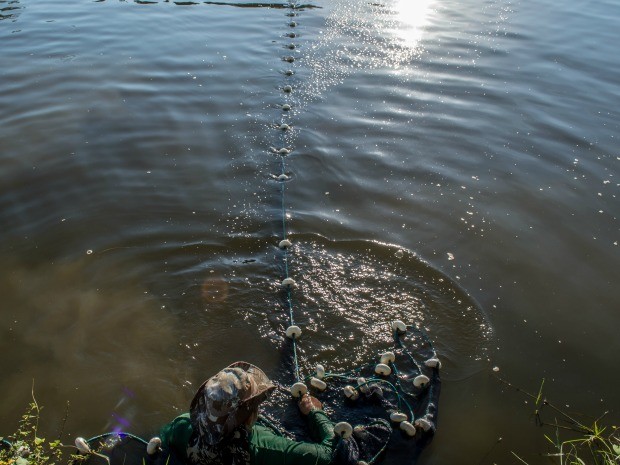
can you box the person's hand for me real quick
[298,394,322,415]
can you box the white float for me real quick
[415,417,433,432]
[281,277,296,288]
[283,85,293,93]
[315,364,325,379]
[357,377,369,393]
[389,411,408,423]
[343,385,359,400]
[424,357,441,369]
[280,124,290,131]
[310,377,327,391]
[279,239,292,249]
[290,382,308,398]
[391,320,407,334]
[399,421,416,436]
[380,351,395,364]
[75,437,91,454]
[282,104,292,111]
[278,174,289,181]
[413,374,430,388]
[285,325,302,339]
[375,363,392,376]
[334,422,353,439]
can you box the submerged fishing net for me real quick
[261,324,441,464]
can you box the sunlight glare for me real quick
[393,0,436,47]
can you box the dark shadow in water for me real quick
[0,0,22,21]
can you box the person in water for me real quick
[159,361,391,465]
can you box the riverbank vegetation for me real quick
[0,389,65,465]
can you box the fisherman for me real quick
[159,361,390,465]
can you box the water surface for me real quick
[1,0,618,463]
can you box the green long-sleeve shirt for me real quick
[159,411,336,465]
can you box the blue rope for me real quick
[86,432,148,445]
[277,2,301,384]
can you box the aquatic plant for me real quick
[0,388,64,465]
[499,377,620,465]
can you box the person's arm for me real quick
[306,410,334,447]
[159,413,193,455]
[298,394,334,443]
[250,424,334,465]
[250,396,336,465]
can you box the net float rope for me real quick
[273,1,304,387]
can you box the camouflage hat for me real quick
[189,361,275,445]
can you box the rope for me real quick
[85,432,148,445]
[276,2,301,384]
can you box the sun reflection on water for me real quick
[392,0,436,48]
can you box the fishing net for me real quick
[72,323,439,465]
[260,324,441,464]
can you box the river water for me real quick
[1,0,618,463]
